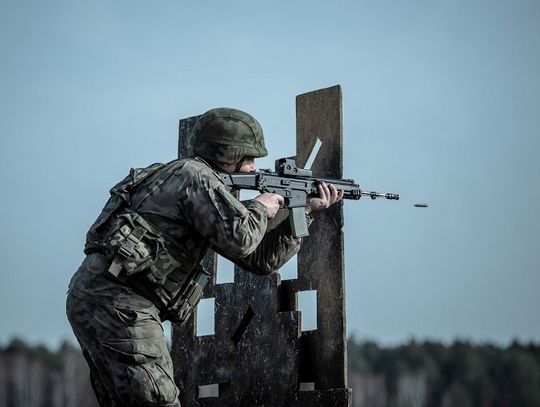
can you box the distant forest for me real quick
[0,336,539,406]
[347,336,540,406]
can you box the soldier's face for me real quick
[214,157,256,173]
[238,157,256,173]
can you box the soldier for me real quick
[66,108,342,406]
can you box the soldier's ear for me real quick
[213,161,236,173]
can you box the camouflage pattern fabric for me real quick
[192,108,268,164]
[67,156,306,405]
[66,293,180,407]
[69,157,303,312]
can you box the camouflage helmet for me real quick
[192,107,268,164]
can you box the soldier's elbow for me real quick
[247,262,276,276]
[225,237,259,259]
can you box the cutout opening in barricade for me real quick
[217,255,235,284]
[196,297,215,337]
[280,254,298,281]
[231,305,255,345]
[298,290,318,331]
[299,382,316,391]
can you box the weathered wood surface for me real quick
[172,87,351,405]
[295,85,350,402]
[177,116,201,160]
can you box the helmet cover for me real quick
[192,107,268,164]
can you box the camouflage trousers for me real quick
[66,293,181,407]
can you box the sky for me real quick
[0,0,539,348]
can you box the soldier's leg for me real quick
[98,308,180,407]
[68,294,115,407]
[81,347,114,407]
[67,293,180,407]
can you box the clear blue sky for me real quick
[1,0,539,348]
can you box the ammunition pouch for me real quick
[102,212,182,286]
[164,265,211,325]
[99,211,211,325]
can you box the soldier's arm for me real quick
[178,167,308,275]
[183,180,269,259]
[223,213,313,275]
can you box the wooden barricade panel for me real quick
[172,86,351,406]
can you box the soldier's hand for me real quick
[254,193,285,219]
[306,182,344,214]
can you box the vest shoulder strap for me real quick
[84,161,169,252]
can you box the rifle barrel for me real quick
[361,191,400,200]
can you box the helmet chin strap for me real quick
[234,158,245,173]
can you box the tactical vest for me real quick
[84,160,210,324]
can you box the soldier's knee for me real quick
[102,339,179,406]
[118,363,179,406]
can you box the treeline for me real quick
[0,338,97,407]
[1,337,539,406]
[347,336,540,407]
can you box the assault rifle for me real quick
[219,158,399,238]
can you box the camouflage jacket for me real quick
[68,157,307,317]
